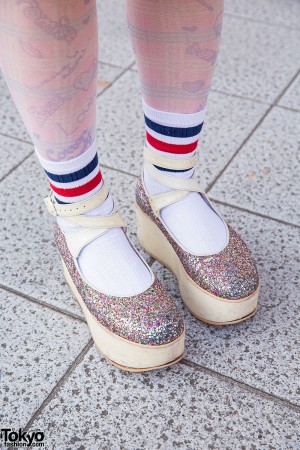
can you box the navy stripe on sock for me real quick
[45,153,98,183]
[154,165,191,173]
[55,197,68,204]
[145,115,203,138]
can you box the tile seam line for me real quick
[273,68,300,106]
[98,59,133,70]
[180,359,300,414]
[101,162,138,178]
[209,88,270,105]
[276,104,300,114]
[210,198,300,230]
[24,339,94,432]
[223,12,300,31]
[0,131,32,146]
[96,61,135,99]
[24,350,300,429]
[205,103,273,193]
[0,283,86,323]
[0,150,34,184]
[206,67,300,194]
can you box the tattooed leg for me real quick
[126,0,228,255]
[125,0,223,113]
[0,0,98,161]
[0,0,153,298]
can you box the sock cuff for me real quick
[142,100,207,128]
[36,139,98,175]
[38,139,104,204]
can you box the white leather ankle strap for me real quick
[44,183,109,217]
[145,162,200,192]
[64,210,127,259]
[143,145,197,171]
[148,190,190,217]
[62,212,126,228]
[45,182,127,258]
[144,163,202,217]
[143,141,207,218]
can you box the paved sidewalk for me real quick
[1,1,300,449]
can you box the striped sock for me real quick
[143,102,227,255]
[37,140,103,204]
[143,100,206,176]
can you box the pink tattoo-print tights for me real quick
[0,0,223,161]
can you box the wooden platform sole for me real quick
[62,259,185,372]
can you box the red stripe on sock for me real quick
[50,171,102,197]
[146,131,198,154]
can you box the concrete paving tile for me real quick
[279,74,300,111]
[225,0,300,29]
[0,72,29,141]
[96,70,144,176]
[0,135,33,181]
[212,16,300,103]
[0,289,90,428]
[0,93,30,143]
[0,70,7,93]
[0,155,149,316]
[210,107,300,226]
[33,346,300,450]
[97,62,124,95]
[151,204,300,404]
[96,70,268,187]
[97,0,134,68]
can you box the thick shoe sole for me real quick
[136,205,259,325]
[62,259,185,372]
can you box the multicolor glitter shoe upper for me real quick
[55,224,184,347]
[44,184,184,347]
[136,177,259,300]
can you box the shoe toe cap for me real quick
[115,279,185,346]
[187,225,259,300]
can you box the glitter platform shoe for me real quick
[45,183,185,371]
[135,147,259,325]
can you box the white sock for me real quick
[57,193,152,297]
[143,103,227,255]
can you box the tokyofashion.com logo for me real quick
[0,428,45,448]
